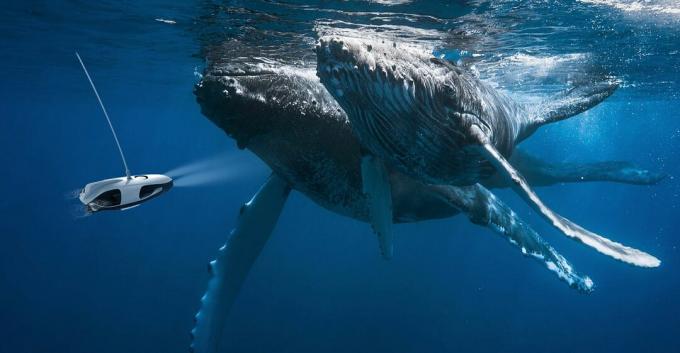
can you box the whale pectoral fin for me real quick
[440,183,594,292]
[361,155,394,259]
[191,174,291,353]
[470,125,660,268]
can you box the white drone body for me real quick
[79,174,173,212]
[75,52,172,213]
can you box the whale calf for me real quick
[316,36,660,267]
[189,57,663,353]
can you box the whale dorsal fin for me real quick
[361,155,394,259]
[470,124,660,268]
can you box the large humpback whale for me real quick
[189,58,663,353]
[316,36,660,267]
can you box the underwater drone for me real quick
[75,52,172,213]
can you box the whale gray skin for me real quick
[315,36,661,268]
[190,63,664,353]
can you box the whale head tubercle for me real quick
[315,36,450,112]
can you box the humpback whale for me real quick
[189,59,663,353]
[315,36,660,268]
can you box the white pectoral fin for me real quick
[191,174,291,353]
[361,155,394,259]
[471,125,660,268]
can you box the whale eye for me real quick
[443,85,456,97]
[442,85,462,109]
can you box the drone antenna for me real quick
[75,52,131,179]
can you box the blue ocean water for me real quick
[1,1,680,353]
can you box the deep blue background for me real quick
[1,1,679,353]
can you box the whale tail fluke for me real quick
[521,79,619,140]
